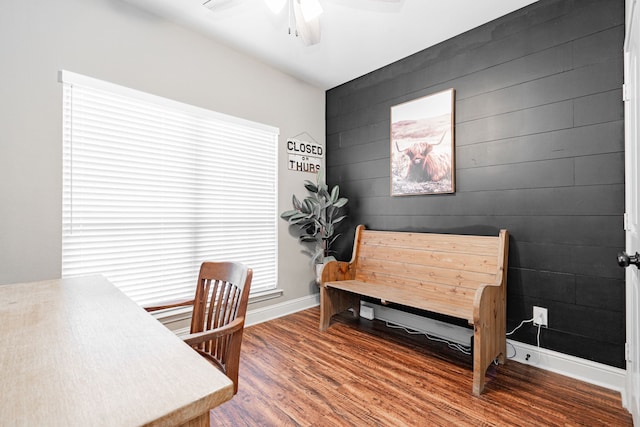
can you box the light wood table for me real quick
[0,276,234,427]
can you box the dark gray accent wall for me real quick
[325,0,625,368]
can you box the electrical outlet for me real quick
[533,306,548,327]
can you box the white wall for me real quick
[0,0,324,306]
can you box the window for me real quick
[61,71,278,306]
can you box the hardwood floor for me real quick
[210,307,632,426]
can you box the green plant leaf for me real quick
[333,198,348,208]
[318,186,330,201]
[280,210,298,220]
[304,180,318,193]
[330,185,339,203]
[331,215,347,225]
[292,194,303,210]
[302,198,317,213]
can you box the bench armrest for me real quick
[320,260,355,285]
[472,278,504,325]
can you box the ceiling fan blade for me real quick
[293,1,321,46]
[264,0,287,14]
[299,0,323,21]
[202,0,241,11]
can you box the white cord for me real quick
[506,315,544,363]
[385,321,472,355]
[507,341,516,358]
[506,317,535,336]
[384,314,543,361]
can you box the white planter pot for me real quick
[315,263,324,284]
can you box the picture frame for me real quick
[390,88,455,196]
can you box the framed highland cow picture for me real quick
[390,88,455,196]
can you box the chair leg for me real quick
[225,333,244,394]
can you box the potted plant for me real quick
[280,173,348,280]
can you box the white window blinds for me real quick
[61,71,278,306]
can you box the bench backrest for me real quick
[351,225,508,295]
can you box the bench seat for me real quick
[322,279,477,322]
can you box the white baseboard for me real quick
[245,292,320,327]
[507,339,626,396]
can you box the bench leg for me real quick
[472,331,506,395]
[472,327,486,396]
[319,286,359,331]
[472,287,507,395]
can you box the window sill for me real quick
[149,288,284,326]
[248,288,284,304]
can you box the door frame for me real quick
[624,0,640,422]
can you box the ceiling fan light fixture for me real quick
[299,0,323,23]
[265,0,287,14]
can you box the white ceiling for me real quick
[123,0,539,90]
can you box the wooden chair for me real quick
[145,261,253,394]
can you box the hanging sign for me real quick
[287,137,323,173]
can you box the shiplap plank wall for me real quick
[325,0,625,367]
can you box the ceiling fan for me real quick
[203,0,401,46]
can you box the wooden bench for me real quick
[319,225,509,395]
